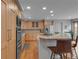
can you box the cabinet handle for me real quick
[8,29,12,41]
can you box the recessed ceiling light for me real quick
[50,10,53,13]
[42,7,47,10]
[26,6,31,10]
[51,14,54,16]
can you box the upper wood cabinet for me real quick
[1,0,7,4]
[21,20,44,30]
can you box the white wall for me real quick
[53,20,71,33]
[44,20,71,34]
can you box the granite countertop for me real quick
[38,33,72,40]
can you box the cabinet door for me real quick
[1,47,7,59]
[8,9,16,59]
[1,1,7,59]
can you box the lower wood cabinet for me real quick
[8,39,16,59]
[1,47,7,59]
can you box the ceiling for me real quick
[18,0,78,20]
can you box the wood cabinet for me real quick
[1,0,7,4]
[1,0,21,59]
[21,20,44,32]
[1,1,8,59]
[7,9,16,59]
[1,47,7,59]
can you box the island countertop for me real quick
[37,33,72,40]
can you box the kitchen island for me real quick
[37,33,72,59]
[20,33,72,59]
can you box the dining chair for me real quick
[57,40,72,59]
[71,36,78,59]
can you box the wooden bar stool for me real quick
[71,36,78,59]
[48,40,72,59]
[57,40,72,59]
[48,46,62,59]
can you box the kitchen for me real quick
[20,18,78,59]
[1,0,78,59]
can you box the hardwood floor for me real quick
[20,47,77,59]
[20,33,39,59]
[20,33,77,59]
[20,40,38,59]
[20,49,26,59]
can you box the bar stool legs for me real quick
[50,52,74,59]
[65,54,67,59]
[71,51,73,59]
[50,52,63,59]
[50,52,56,59]
[60,53,62,59]
[62,53,65,59]
[71,48,78,59]
[61,53,68,59]
[50,52,53,59]
[53,53,55,59]
[74,48,78,59]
